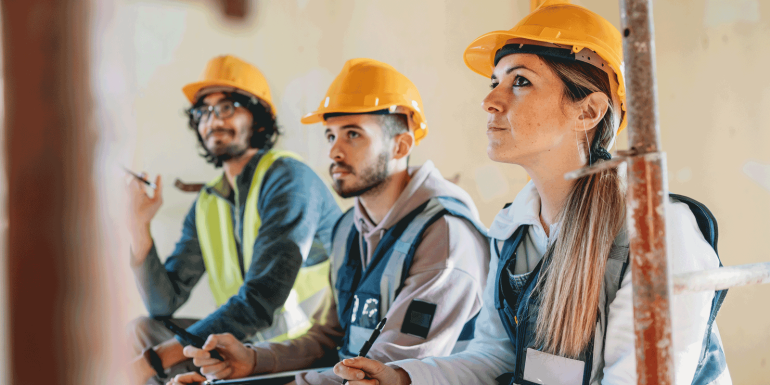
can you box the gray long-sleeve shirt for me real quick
[132,150,342,341]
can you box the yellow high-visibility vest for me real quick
[195,149,330,342]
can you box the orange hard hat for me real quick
[463,0,627,133]
[301,58,428,145]
[182,55,275,114]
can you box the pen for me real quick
[160,319,224,361]
[342,317,387,384]
[123,166,158,190]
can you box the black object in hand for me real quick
[342,317,387,384]
[160,318,225,361]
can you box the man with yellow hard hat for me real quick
[169,58,491,385]
[126,55,341,384]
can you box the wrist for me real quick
[129,231,153,266]
[394,367,411,385]
[250,344,274,374]
[142,347,167,379]
[154,339,186,369]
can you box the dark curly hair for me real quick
[186,91,280,167]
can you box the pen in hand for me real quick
[342,317,387,384]
[123,166,158,190]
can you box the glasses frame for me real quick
[190,100,243,124]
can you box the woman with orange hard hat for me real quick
[333,1,730,384]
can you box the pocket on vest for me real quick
[348,325,375,354]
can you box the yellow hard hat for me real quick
[182,55,275,115]
[301,58,428,145]
[463,0,627,133]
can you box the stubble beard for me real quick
[333,151,391,199]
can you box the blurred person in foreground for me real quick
[332,1,731,384]
[168,58,491,385]
[126,55,341,384]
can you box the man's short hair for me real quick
[375,114,409,141]
[324,109,409,141]
[186,91,281,167]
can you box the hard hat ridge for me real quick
[182,55,275,116]
[301,58,429,145]
[463,1,628,133]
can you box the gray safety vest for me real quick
[330,197,488,359]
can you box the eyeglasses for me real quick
[189,100,242,123]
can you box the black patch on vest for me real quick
[401,299,436,339]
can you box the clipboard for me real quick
[202,367,334,385]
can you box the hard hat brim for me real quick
[300,104,402,125]
[464,30,628,134]
[182,79,275,114]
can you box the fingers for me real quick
[200,361,232,379]
[165,372,206,385]
[192,356,223,368]
[341,357,387,375]
[333,361,367,381]
[183,345,210,360]
[183,345,221,367]
[205,333,240,350]
[201,366,233,380]
[154,174,163,201]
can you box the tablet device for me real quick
[203,367,334,385]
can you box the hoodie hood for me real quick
[353,160,482,265]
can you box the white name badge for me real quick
[522,348,585,385]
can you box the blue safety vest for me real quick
[330,197,488,359]
[494,194,728,385]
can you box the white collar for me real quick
[488,180,547,241]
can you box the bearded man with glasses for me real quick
[126,55,341,385]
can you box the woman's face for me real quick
[483,53,577,166]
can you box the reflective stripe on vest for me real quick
[329,197,489,359]
[493,194,728,385]
[196,149,331,342]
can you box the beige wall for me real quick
[99,0,770,382]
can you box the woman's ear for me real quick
[392,131,415,160]
[573,92,609,132]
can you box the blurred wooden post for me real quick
[1,1,98,384]
[222,0,248,19]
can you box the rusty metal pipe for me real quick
[674,262,770,294]
[619,0,675,383]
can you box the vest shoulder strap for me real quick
[243,149,303,265]
[330,208,355,291]
[380,196,488,317]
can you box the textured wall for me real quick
[98,0,769,382]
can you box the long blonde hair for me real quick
[533,57,626,358]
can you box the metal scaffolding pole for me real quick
[619,0,675,384]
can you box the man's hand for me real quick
[183,333,256,380]
[333,357,411,385]
[126,172,163,264]
[165,372,207,385]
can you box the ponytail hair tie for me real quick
[589,146,612,165]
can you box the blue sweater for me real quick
[132,150,341,341]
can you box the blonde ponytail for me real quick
[533,58,626,358]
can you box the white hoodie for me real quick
[395,181,731,384]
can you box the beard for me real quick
[206,129,250,163]
[331,151,391,198]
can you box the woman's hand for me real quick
[165,372,207,385]
[333,357,411,385]
[182,333,256,380]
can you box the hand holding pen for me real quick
[341,318,387,384]
[124,167,163,263]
